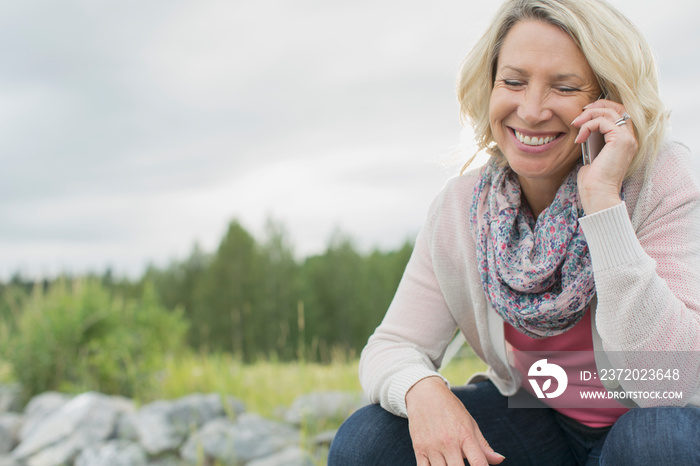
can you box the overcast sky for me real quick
[2,0,698,280]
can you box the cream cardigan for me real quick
[360,142,700,418]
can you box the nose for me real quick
[517,87,553,125]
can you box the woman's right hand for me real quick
[405,376,506,466]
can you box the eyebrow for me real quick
[499,65,584,81]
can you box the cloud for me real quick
[1,0,697,279]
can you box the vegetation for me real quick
[0,279,188,402]
[137,219,413,362]
[0,217,487,404]
[0,217,492,466]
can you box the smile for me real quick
[513,130,559,146]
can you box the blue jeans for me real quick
[328,381,700,465]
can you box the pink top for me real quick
[505,309,629,427]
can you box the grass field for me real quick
[149,350,487,417]
[0,349,488,418]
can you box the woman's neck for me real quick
[518,176,564,219]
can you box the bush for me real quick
[0,278,189,401]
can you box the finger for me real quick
[574,116,632,145]
[577,100,630,128]
[461,437,490,466]
[574,121,593,144]
[427,451,448,466]
[442,448,468,466]
[416,452,431,466]
[472,427,506,465]
[572,106,622,127]
[582,98,626,115]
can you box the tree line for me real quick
[1,219,414,362]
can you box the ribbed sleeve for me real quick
[578,202,648,271]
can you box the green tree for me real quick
[257,219,301,359]
[299,233,365,359]
[193,220,265,357]
[144,242,211,338]
[358,240,413,346]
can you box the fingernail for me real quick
[571,117,578,125]
[583,103,592,109]
[497,453,506,460]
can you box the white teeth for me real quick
[514,130,556,146]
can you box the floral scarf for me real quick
[470,158,595,338]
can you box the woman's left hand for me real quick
[572,99,638,214]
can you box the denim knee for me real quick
[600,406,700,466]
[327,403,416,466]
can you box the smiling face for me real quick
[490,20,600,195]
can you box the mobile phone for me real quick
[582,130,605,165]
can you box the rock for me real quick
[284,391,367,426]
[13,392,132,466]
[0,413,23,453]
[74,440,148,466]
[124,393,245,456]
[145,455,187,466]
[246,446,314,466]
[0,385,22,414]
[169,393,245,437]
[114,410,139,442]
[2,387,356,466]
[0,456,20,466]
[180,414,299,465]
[19,392,72,442]
[22,436,83,466]
[121,400,176,455]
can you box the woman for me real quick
[328,0,700,465]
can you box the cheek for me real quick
[559,97,590,121]
[489,89,519,121]
[488,92,506,127]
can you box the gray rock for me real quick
[114,410,139,442]
[0,456,20,466]
[169,393,245,437]
[246,446,314,466]
[125,393,245,456]
[122,400,176,455]
[23,436,82,466]
[19,392,72,442]
[0,413,23,454]
[74,440,148,466]
[0,385,22,414]
[180,414,299,465]
[13,392,131,466]
[146,455,187,466]
[108,396,139,442]
[284,391,367,426]
[1,388,359,466]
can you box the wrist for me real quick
[578,182,622,215]
[581,194,623,215]
[405,376,448,411]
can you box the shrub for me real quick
[0,278,188,401]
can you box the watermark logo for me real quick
[528,359,568,399]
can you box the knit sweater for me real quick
[359,141,700,418]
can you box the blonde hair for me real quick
[457,0,668,177]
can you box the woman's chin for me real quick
[504,151,580,185]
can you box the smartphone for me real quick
[582,131,605,165]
